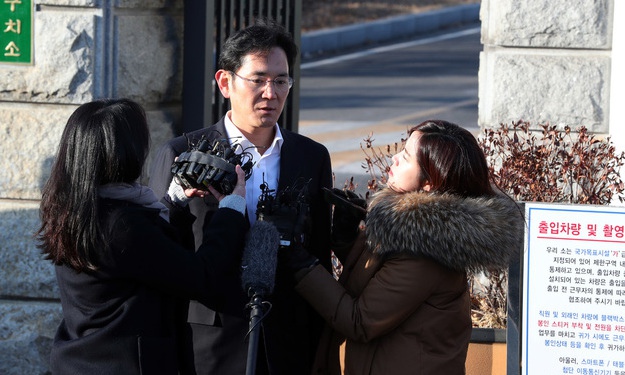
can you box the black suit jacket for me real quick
[148,118,333,375]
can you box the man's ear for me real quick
[215,70,231,98]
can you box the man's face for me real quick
[218,47,290,133]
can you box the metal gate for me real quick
[182,0,302,134]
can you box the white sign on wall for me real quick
[522,203,625,375]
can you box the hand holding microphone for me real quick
[323,187,367,248]
[278,243,318,274]
[168,163,247,206]
[207,164,247,201]
[277,240,319,283]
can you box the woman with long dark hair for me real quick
[37,98,247,374]
[284,120,524,374]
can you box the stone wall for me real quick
[0,1,183,373]
[478,0,613,134]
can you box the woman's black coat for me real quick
[50,198,247,375]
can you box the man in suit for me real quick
[149,19,333,375]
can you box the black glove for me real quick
[278,243,319,273]
[323,188,367,247]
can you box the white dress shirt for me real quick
[224,112,282,225]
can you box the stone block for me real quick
[478,49,610,132]
[115,13,184,103]
[0,11,97,103]
[481,0,611,49]
[0,104,179,197]
[0,105,74,199]
[0,200,58,299]
[0,300,61,375]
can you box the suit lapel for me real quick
[278,129,300,191]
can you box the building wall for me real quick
[479,0,613,135]
[0,1,183,373]
[609,1,624,154]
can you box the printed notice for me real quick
[522,203,625,375]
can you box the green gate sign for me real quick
[1,0,32,64]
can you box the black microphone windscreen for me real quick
[241,220,280,296]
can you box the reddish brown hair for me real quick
[410,120,495,198]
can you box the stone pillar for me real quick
[478,0,613,134]
[0,1,183,373]
[609,1,625,154]
[478,2,619,373]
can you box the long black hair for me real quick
[37,98,149,272]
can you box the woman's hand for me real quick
[231,165,247,198]
[206,165,246,202]
[183,187,208,199]
[323,188,366,248]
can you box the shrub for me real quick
[480,121,625,205]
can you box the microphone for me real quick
[242,220,280,375]
[241,220,280,297]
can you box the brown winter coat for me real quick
[296,189,524,375]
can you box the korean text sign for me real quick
[522,203,625,375]
[1,0,32,64]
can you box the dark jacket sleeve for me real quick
[296,256,451,343]
[161,195,196,252]
[106,205,246,302]
[149,141,178,200]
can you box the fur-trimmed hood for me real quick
[365,189,525,273]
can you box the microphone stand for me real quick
[245,291,266,375]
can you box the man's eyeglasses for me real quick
[229,71,293,92]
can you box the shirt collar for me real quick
[223,111,283,154]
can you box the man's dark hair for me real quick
[218,18,298,73]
